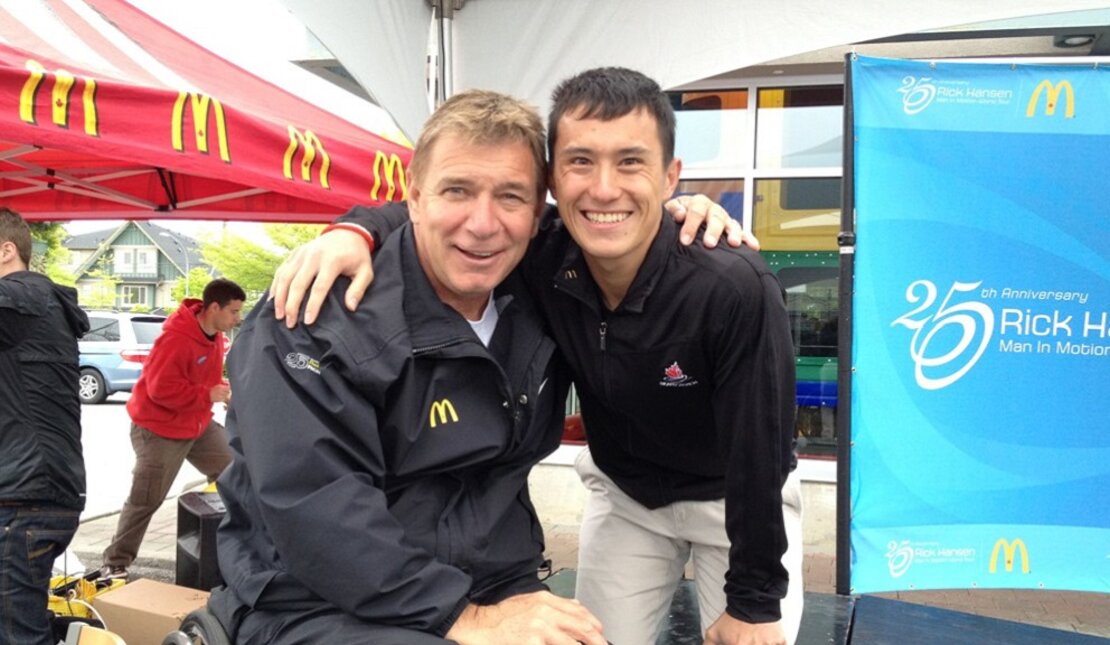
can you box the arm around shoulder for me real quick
[271,202,412,326]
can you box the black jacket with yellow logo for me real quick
[212,224,567,637]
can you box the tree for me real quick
[261,223,324,252]
[199,223,323,303]
[81,269,119,310]
[74,252,120,310]
[28,222,76,286]
[169,267,214,304]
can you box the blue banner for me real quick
[850,56,1110,594]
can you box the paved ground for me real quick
[66,465,1110,640]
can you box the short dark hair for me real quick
[202,278,246,308]
[548,67,676,165]
[0,207,33,266]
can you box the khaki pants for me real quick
[574,449,804,645]
[102,420,231,567]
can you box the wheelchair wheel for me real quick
[162,608,231,645]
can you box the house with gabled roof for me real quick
[63,221,207,312]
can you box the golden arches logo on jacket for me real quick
[284,126,330,189]
[1025,80,1074,119]
[371,151,408,201]
[428,399,459,428]
[988,538,1030,574]
[19,59,99,136]
[172,92,230,163]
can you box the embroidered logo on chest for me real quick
[429,399,459,428]
[284,352,321,374]
[659,361,699,388]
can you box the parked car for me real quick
[78,311,167,404]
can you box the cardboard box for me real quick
[92,578,209,644]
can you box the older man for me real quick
[208,90,605,644]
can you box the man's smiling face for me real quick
[549,106,680,271]
[408,134,540,320]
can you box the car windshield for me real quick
[132,318,166,344]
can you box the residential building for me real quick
[63,221,205,312]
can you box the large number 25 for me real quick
[891,280,994,390]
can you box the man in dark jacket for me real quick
[208,90,604,645]
[0,208,90,645]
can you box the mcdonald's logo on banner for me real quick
[284,127,330,189]
[1025,80,1075,118]
[429,399,459,428]
[371,151,408,201]
[19,60,99,136]
[172,92,231,163]
[989,538,1030,574]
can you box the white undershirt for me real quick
[467,292,499,347]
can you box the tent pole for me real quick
[440,1,455,101]
[835,53,857,597]
[429,0,464,105]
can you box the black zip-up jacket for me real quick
[0,270,89,509]
[345,204,797,623]
[214,225,568,636]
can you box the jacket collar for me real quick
[552,211,673,314]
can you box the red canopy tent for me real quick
[0,0,412,222]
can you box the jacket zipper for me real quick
[411,338,467,355]
[598,321,607,351]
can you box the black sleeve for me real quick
[337,202,411,249]
[713,263,796,623]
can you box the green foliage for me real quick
[28,222,76,286]
[199,234,281,301]
[129,304,152,313]
[262,223,324,251]
[170,267,214,304]
[199,224,323,305]
[80,269,119,310]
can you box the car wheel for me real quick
[78,368,107,404]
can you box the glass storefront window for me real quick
[753,178,840,252]
[755,176,841,456]
[671,90,748,172]
[756,86,843,169]
[763,255,840,457]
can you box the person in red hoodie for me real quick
[101,278,245,580]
